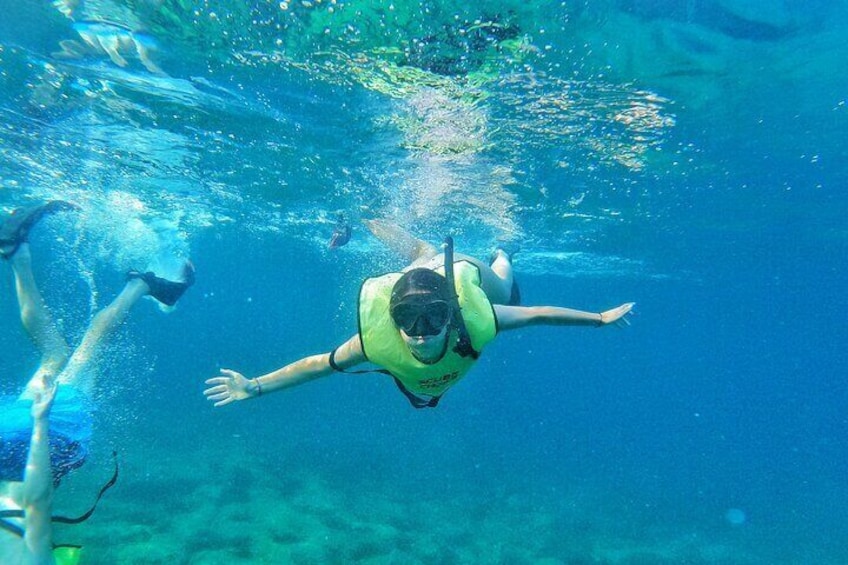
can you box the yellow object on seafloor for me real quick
[54,545,82,565]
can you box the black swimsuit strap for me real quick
[0,515,24,538]
[52,451,119,525]
[391,377,441,409]
[0,451,119,533]
[0,515,82,551]
[329,348,391,376]
[330,349,440,408]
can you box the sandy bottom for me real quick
[51,440,776,565]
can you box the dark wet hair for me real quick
[389,268,451,310]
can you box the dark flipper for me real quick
[0,201,78,259]
[328,214,351,249]
[127,261,195,306]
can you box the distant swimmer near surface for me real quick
[328,213,352,249]
[205,220,634,410]
[53,20,165,75]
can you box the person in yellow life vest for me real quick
[204,220,634,409]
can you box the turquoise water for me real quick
[1,1,846,563]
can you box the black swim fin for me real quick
[0,201,78,259]
[127,261,195,306]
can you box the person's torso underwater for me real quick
[359,260,497,397]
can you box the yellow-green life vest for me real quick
[358,260,497,396]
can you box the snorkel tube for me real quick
[443,236,479,359]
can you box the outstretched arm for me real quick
[22,382,58,563]
[203,334,366,407]
[494,302,635,332]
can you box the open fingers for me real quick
[203,384,229,396]
[204,376,231,386]
[614,305,635,328]
[206,391,232,403]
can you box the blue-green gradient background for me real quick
[1,1,846,563]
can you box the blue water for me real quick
[2,1,846,563]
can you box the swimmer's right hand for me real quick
[204,369,253,407]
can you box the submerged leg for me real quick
[10,244,71,397]
[56,278,148,395]
[488,249,516,303]
[365,219,439,264]
[0,201,76,396]
[11,245,71,365]
[57,261,194,395]
[449,249,516,306]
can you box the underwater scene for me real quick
[0,0,846,563]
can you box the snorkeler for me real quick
[53,20,166,76]
[0,202,194,563]
[205,220,633,410]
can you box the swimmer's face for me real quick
[401,324,449,363]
